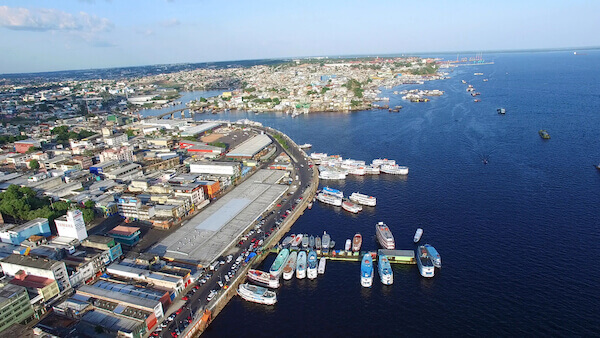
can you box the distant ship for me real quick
[318,257,327,274]
[378,254,393,285]
[380,164,409,175]
[352,233,362,252]
[539,130,550,139]
[269,248,289,278]
[247,269,280,289]
[417,246,435,278]
[424,244,442,268]
[342,200,362,213]
[360,253,374,287]
[299,143,312,149]
[307,250,318,279]
[238,283,277,305]
[372,158,396,167]
[349,192,377,206]
[282,251,298,280]
[497,108,506,114]
[296,251,307,279]
[322,186,344,198]
[316,192,342,206]
[376,222,395,249]
[414,228,423,243]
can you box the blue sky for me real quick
[0,0,599,74]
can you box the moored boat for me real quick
[378,254,393,285]
[360,253,374,287]
[349,192,377,206]
[247,269,280,289]
[282,251,298,280]
[238,283,277,305]
[424,244,441,268]
[290,234,303,247]
[322,186,344,198]
[319,170,347,180]
[281,236,293,246]
[309,235,315,249]
[316,192,343,206]
[352,233,362,252]
[417,245,435,277]
[414,228,423,243]
[299,143,312,149]
[318,257,326,274]
[315,236,321,250]
[301,234,309,248]
[296,251,307,279]
[269,248,289,278]
[372,158,396,167]
[364,165,381,175]
[321,232,331,251]
[342,200,362,213]
[380,164,409,175]
[376,221,395,249]
[307,250,318,279]
[348,167,366,176]
[344,239,351,251]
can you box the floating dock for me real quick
[269,247,415,264]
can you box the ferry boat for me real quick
[414,228,423,243]
[360,253,374,287]
[290,234,303,247]
[376,222,395,249]
[319,170,347,180]
[352,233,362,252]
[342,200,362,213]
[364,165,381,175]
[378,254,393,285]
[269,248,289,278]
[372,158,396,167]
[318,257,327,274]
[344,239,352,251]
[316,192,342,206]
[322,186,344,198]
[247,269,280,289]
[424,244,442,268]
[348,167,366,176]
[497,108,506,114]
[321,232,331,251]
[349,192,377,206]
[309,235,315,249]
[539,129,550,139]
[307,250,318,279]
[310,152,328,160]
[315,236,321,250]
[282,251,298,280]
[417,246,435,277]
[296,251,307,279]
[380,164,409,175]
[301,234,309,248]
[299,143,312,149]
[238,283,277,305]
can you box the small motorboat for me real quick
[414,228,423,243]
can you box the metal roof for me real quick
[226,134,272,157]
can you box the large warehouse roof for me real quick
[181,122,221,137]
[226,134,272,158]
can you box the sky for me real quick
[0,0,599,74]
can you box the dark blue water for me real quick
[189,51,600,336]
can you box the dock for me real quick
[269,247,416,264]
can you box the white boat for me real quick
[349,192,377,207]
[316,192,342,206]
[364,166,381,175]
[269,248,289,278]
[424,244,441,268]
[238,283,277,305]
[296,251,307,279]
[352,233,362,252]
[321,232,330,251]
[319,170,347,180]
[417,246,435,277]
[282,251,298,280]
[378,254,394,285]
[372,158,396,167]
[301,234,309,248]
[344,239,352,251]
[414,228,423,243]
[308,235,315,249]
[247,269,280,289]
[307,250,318,279]
[360,253,373,288]
[310,152,328,160]
[299,143,312,149]
[322,186,344,198]
[376,221,395,249]
[348,167,366,176]
[342,200,362,213]
[290,234,303,247]
[315,236,321,250]
[318,257,326,274]
[380,164,409,175]
[281,236,293,246]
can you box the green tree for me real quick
[84,200,96,209]
[126,129,135,138]
[29,159,40,170]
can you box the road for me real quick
[156,127,313,338]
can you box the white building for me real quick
[103,133,128,147]
[189,161,241,177]
[54,210,88,241]
[1,254,71,291]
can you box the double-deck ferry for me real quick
[360,253,374,287]
[322,186,344,198]
[319,170,347,180]
[380,164,409,175]
[238,283,277,305]
[247,269,280,289]
[316,192,342,206]
[376,222,395,249]
[424,244,442,268]
[378,254,393,285]
[417,245,435,277]
[349,192,377,206]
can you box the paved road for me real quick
[156,128,312,338]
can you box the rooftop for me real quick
[1,254,59,270]
[226,134,272,157]
[108,226,140,237]
[0,283,27,304]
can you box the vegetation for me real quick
[0,134,28,145]
[51,126,96,145]
[410,64,438,75]
[0,185,64,223]
[343,79,363,98]
[321,87,331,95]
[126,129,135,138]
[208,141,227,149]
[351,100,362,107]
[272,133,288,150]
[29,159,40,170]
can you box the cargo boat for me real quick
[417,246,435,278]
[424,244,441,268]
[349,192,377,206]
[414,228,423,243]
[307,250,318,279]
[282,251,298,280]
[360,253,374,287]
[238,283,277,305]
[352,233,362,252]
[296,251,307,279]
[376,222,395,249]
[342,200,362,213]
[378,254,393,285]
[269,248,289,278]
[247,269,280,289]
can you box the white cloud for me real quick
[0,6,113,32]
[160,18,180,27]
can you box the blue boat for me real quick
[360,253,373,287]
[307,250,318,279]
[378,254,393,285]
[424,244,441,268]
[322,186,344,198]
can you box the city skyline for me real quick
[1,0,600,74]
